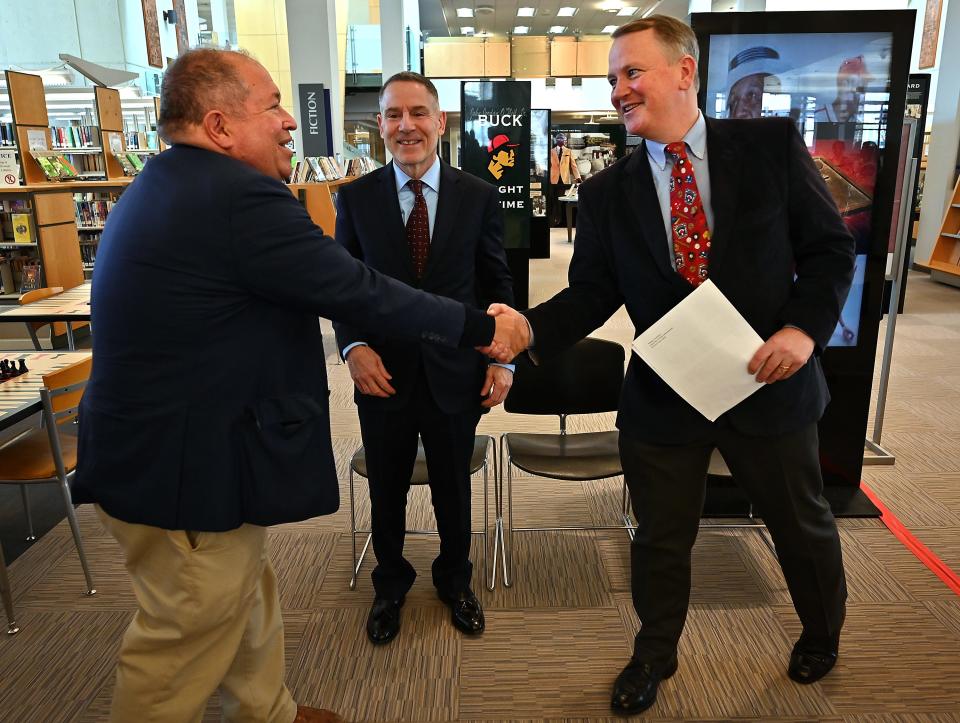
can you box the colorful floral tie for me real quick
[666,142,710,286]
[406,179,430,278]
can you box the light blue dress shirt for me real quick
[644,112,715,267]
[342,156,513,373]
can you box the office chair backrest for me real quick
[505,337,625,416]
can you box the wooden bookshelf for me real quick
[927,175,960,285]
[95,87,128,181]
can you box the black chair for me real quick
[498,337,630,587]
[348,435,497,591]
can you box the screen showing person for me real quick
[704,31,893,348]
[724,45,786,119]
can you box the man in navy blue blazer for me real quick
[488,16,854,715]
[334,73,514,645]
[72,49,525,723]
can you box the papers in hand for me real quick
[631,280,764,422]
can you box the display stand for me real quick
[864,117,920,466]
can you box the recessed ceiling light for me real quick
[456,8,473,17]
[557,7,578,16]
[461,26,475,34]
[617,6,637,15]
[549,25,567,33]
[517,7,535,16]
[513,25,530,34]
[602,25,619,33]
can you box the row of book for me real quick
[125,131,160,150]
[51,125,101,149]
[75,198,114,228]
[1,123,14,146]
[289,155,379,184]
[31,151,105,181]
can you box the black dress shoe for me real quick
[438,588,485,635]
[366,596,404,645]
[788,646,837,684]
[610,655,678,716]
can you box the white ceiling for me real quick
[424,0,690,37]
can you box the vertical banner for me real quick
[461,81,531,249]
[298,84,333,157]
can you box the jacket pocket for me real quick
[236,393,339,526]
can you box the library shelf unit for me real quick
[927,174,960,287]
[288,176,356,239]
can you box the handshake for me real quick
[479,303,531,363]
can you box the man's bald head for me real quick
[157,48,257,142]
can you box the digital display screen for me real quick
[703,32,893,347]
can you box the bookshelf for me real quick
[927,174,960,286]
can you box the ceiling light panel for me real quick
[550,25,567,33]
[517,7,535,16]
[456,8,473,17]
[602,25,619,33]
[513,25,529,34]
[557,7,577,16]
[617,6,637,15]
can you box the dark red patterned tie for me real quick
[666,142,710,286]
[406,179,430,278]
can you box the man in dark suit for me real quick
[486,16,854,715]
[334,72,514,645]
[72,50,525,723]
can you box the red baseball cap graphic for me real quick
[487,134,519,152]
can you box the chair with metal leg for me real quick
[0,356,96,604]
[348,435,497,590]
[497,337,629,588]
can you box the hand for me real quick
[748,327,815,384]
[480,365,514,408]
[476,303,531,363]
[345,345,396,397]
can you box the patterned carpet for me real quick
[2,230,959,722]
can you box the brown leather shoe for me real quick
[294,705,344,723]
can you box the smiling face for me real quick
[378,80,446,180]
[226,59,297,181]
[607,29,698,143]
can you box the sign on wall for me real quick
[298,84,333,157]
[461,81,532,249]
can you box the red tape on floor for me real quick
[860,481,960,596]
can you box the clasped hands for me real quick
[476,303,530,363]
[346,342,516,408]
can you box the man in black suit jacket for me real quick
[72,50,525,723]
[487,16,855,715]
[334,73,514,645]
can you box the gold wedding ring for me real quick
[778,364,791,373]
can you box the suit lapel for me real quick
[422,161,461,281]
[623,143,680,282]
[378,162,418,280]
[704,118,741,274]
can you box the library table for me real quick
[0,282,91,350]
[0,350,91,635]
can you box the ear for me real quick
[437,110,447,136]
[678,55,698,91]
[201,109,233,150]
[376,112,386,139]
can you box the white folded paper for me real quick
[631,279,765,422]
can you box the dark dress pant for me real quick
[619,421,847,665]
[358,373,481,600]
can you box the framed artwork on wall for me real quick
[142,0,163,68]
[174,0,189,55]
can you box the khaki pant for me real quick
[97,507,297,723]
